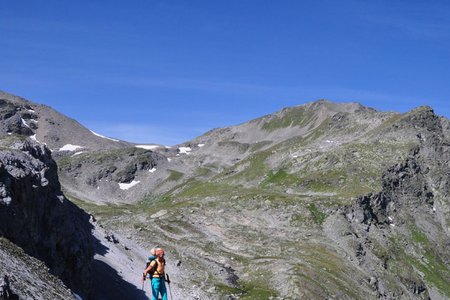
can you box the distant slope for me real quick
[0,90,131,151]
[57,99,399,204]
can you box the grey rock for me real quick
[0,140,94,297]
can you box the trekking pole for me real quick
[166,274,173,300]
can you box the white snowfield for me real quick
[198,143,205,147]
[135,145,160,150]
[178,147,192,154]
[21,118,30,128]
[118,180,140,190]
[59,144,83,151]
[90,130,120,142]
[149,167,157,173]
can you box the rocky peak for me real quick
[0,90,32,105]
[304,99,376,114]
[0,90,133,152]
[0,98,36,137]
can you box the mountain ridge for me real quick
[0,90,132,152]
[0,90,449,299]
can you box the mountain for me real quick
[56,100,392,204]
[0,91,449,299]
[58,98,449,299]
[0,91,131,152]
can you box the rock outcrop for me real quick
[0,139,94,298]
[0,237,77,299]
[326,107,450,299]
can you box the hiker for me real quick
[0,274,11,299]
[143,248,170,300]
[145,248,157,278]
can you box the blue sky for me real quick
[1,1,450,145]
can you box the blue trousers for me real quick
[151,277,167,300]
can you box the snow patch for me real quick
[198,143,205,147]
[118,180,140,190]
[59,144,83,151]
[178,147,192,154]
[149,167,157,173]
[30,134,37,141]
[167,158,172,162]
[7,132,12,135]
[21,118,30,128]
[388,216,393,221]
[90,130,120,142]
[135,145,160,150]
[390,223,396,227]
[72,151,84,157]
[28,109,36,113]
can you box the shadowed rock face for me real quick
[0,237,77,299]
[0,140,94,297]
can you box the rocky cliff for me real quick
[325,107,450,299]
[0,138,94,298]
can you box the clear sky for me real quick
[1,1,449,145]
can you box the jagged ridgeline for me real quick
[0,90,449,299]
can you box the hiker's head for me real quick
[155,248,165,258]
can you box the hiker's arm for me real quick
[144,261,156,276]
